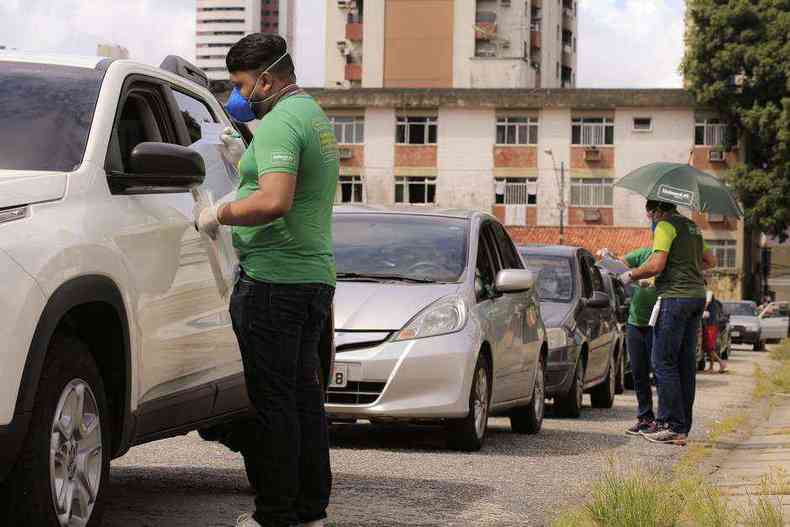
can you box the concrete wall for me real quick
[324,0,347,88]
[453,0,476,88]
[362,107,396,203]
[437,107,495,211]
[536,108,572,225]
[539,0,562,88]
[362,0,386,87]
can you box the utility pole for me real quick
[559,161,566,245]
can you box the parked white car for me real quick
[328,207,548,451]
[760,302,790,343]
[0,53,332,526]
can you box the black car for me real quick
[519,245,622,417]
[597,267,630,394]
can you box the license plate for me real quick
[731,331,740,337]
[330,363,348,388]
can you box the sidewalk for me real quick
[712,395,790,521]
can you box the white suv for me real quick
[0,53,330,526]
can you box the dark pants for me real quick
[229,274,335,527]
[626,324,654,421]
[652,297,705,435]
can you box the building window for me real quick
[695,118,729,146]
[475,41,497,57]
[395,176,436,204]
[329,116,364,144]
[495,178,538,205]
[396,116,437,145]
[633,117,653,132]
[572,117,614,146]
[707,239,737,269]
[570,178,614,207]
[336,176,364,204]
[496,116,539,145]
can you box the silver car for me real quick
[327,206,547,451]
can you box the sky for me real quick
[0,0,685,88]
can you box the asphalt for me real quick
[103,346,768,527]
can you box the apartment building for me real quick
[306,87,757,299]
[324,0,578,89]
[97,43,129,60]
[196,0,293,81]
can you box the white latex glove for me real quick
[220,127,245,165]
[619,271,633,286]
[196,203,222,240]
[596,248,613,259]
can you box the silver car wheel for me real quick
[50,379,103,527]
[474,367,489,439]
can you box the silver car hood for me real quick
[334,282,461,331]
[729,315,760,327]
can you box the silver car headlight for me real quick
[392,295,468,341]
[546,327,569,349]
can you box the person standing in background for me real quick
[702,291,728,373]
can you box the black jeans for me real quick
[229,273,334,527]
[626,324,654,422]
[652,297,705,435]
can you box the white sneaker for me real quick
[236,513,263,527]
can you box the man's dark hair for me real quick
[646,199,678,213]
[226,34,295,80]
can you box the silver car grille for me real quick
[326,381,386,405]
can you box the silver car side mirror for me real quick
[495,269,535,293]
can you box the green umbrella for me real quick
[615,162,743,218]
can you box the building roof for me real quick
[304,88,699,110]
[507,226,654,258]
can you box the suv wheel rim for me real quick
[474,367,489,439]
[534,361,545,420]
[50,379,102,527]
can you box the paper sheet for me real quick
[649,297,662,327]
[199,122,225,145]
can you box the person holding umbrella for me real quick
[614,163,740,445]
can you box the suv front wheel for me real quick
[8,333,110,527]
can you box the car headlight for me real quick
[392,295,468,341]
[547,327,569,349]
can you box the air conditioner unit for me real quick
[708,213,726,223]
[709,150,726,162]
[337,0,355,9]
[338,147,354,160]
[584,148,602,161]
[583,209,602,222]
[501,0,512,6]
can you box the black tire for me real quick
[7,333,111,527]
[755,339,765,351]
[614,348,625,395]
[243,454,259,493]
[510,354,545,434]
[447,354,491,451]
[555,358,584,418]
[697,354,706,371]
[590,359,616,409]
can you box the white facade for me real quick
[195,0,261,80]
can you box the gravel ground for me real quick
[104,346,769,527]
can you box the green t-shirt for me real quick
[624,247,659,327]
[652,214,706,299]
[232,94,339,286]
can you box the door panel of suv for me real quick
[106,79,236,432]
[585,256,613,382]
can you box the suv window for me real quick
[476,226,498,300]
[491,223,523,270]
[109,83,176,173]
[0,62,103,171]
[612,278,627,307]
[579,253,593,298]
[171,88,239,200]
[587,256,606,293]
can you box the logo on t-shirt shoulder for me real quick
[271,151,296,164]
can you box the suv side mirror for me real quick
[108,142,206,195]
[495,269,535,293]
[585,291,610,309]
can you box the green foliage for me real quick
[681,0,790,239]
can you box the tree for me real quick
[681,0,790,240]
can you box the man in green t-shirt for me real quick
[613,247,659,436]
[197,34,337,527]
[620,200,717,446]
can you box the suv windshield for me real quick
[522,254,574,302]
[0,62,103,171]
[333,214,468,283]
[723,302,757,317]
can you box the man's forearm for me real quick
[218,194,287,227]
[630,265,658,281]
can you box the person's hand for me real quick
[196,203,222,240]
[596,248,614,260]
[703,311,710,319]
[619,271,633,286]
[220,127,245,164]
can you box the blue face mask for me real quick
[651,221,658,232]
[225,87,256,123]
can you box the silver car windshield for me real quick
[723,302,757,317]
[0,62,103,171]
[522,255,574,303]
[333,214,468,283]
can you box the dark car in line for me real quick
[597,267,630,394]
[518,245,622,417]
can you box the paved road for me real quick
[104,347,768,527]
